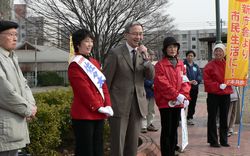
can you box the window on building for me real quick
[192,45,196,49]
[200,50,205,55]
[182,42,188,49]
[209,33,214,37]
[192,37,196,41]
[199,33,206,38]
[200,50,206,60]
[182,34,187,39]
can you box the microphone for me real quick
[138,40,143,46]
[138,41,148,60]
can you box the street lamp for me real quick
[215,0,222,43]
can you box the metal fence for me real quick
[23,71,68,87]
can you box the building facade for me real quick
[25,16,44,45]
[175,28,227,60]
[0,0,14,20]
[14,3,27,43]
[16,42,69,87]
[13,3,44,45]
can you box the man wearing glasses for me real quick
[103,21,154,156]
[0,20,37,156]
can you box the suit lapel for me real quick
[121,45,134,71]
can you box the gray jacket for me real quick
[103,44,154,117]
[0,47,36,152]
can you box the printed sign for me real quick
[181,108,188,151]
[225,0,250,86]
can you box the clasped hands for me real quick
[98,106,114,117]
[27,105,37,121]
[190,80,198,85]
[169,94,189,108]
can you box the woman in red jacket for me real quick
[203,43,233,148]
[154,37,191,156]
[68,29,113,156]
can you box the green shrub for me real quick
[27,88,111,155]
[34,89,73,136]
[27,102,61,156]
[37,71,64,86]
[27,89,72,155]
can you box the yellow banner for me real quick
[68,34,75,63]
[225,0,250,86]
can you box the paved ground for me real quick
[32,86,250,155]
[140,84,250,156]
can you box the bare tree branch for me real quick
[27,0,175,61]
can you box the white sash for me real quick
[71,55,105,99]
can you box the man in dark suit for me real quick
[103,21,154,156]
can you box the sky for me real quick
[14,0,26,4]
[14,0,228,30]
[167,0,229,30]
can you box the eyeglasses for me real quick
[0,32,18,38]
[128,32,143,36]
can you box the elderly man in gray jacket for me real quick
[0,20,37,156]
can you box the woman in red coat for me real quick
[68,29,113,156]
[203,43,232,148]
[154,37,191,156]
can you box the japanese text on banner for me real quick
[225,0,250,86]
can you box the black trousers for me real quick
[160,108,181,156]
[207,94,230,145]
[0,150,18,156]
[187,87,198,119]
[72,119,104,156]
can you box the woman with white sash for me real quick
[68,29,113,156]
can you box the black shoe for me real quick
[221,143,230,147]
[227,131,233,137]
[175,145,181,152]
[141,128,147,133]
[187,119,195,125]
[210,143,220,147]
[147,124,158,132]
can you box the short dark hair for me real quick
[72,28,94,53]
[124,21,143,33]
[186,50,196,57]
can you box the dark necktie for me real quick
[131,49,136,67]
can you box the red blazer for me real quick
[203,59,233,95]
[68,57,111,120]
[154,58,191,109]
